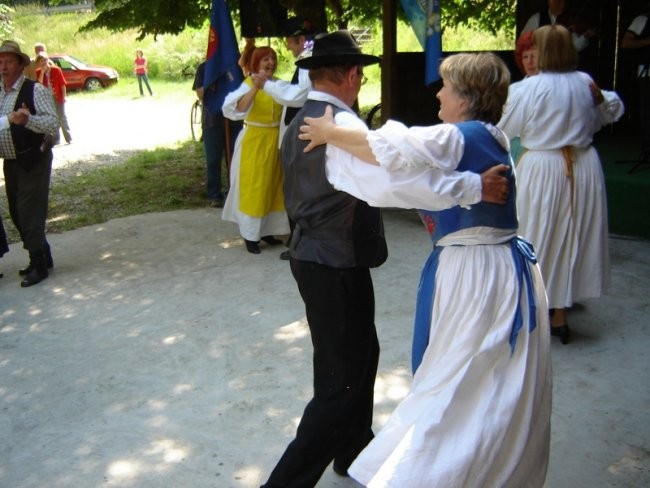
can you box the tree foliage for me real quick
[79,0,515,41]
[0,3,14,38]
[81,0,211,40]
[442,1,516,35]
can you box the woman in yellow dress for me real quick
[222,45,289,254]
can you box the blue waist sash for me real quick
[411,237,539,374]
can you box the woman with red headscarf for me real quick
[222,43,290,254]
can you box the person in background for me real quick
[298,51,551,488]
[510,31,539,164]
[620,4,650,165]
[221,44,289,254]
[35,51,71,144]
[23,42,45,81]
[515,31,539,78]
[0,40,59,287]
[253,17,316,260]
[499,25,624,344]
[192,61,242,208]
[134,49,153,97]
[522,0,595,52]
[510,29,620,166]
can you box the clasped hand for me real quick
[8,103,29,125]
[250,71,270,90]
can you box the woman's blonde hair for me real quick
[439,52,510,124]
[534,24,578,72]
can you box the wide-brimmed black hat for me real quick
[296,30,380,70]
[284,17,315,38]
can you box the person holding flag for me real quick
[196,0,244,207]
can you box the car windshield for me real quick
[65,56,89,68]
[54,55,90,70]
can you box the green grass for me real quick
[46,141,207,235]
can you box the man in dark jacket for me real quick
[0,40,58,287]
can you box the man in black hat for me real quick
[253,16,316,260]
[0,40,58,287]
[260,30,386,487]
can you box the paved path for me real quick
[0,206,649,487]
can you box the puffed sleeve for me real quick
[221,82,252,121]
[497,81,528,139]
[368,120,465,171]
[263,69,310,108]
[598,89,625,126]
[326,114,481,210]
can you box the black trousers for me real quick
[0,213,8,257]
[262,259,380,488]
[3,152,52,253]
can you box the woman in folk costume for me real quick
[499,25,624,344]
[222,43,289,254]
[299,52,552,487]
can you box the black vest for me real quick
[281,99,387,268]
[9,79,49,170]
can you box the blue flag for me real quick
[400,0,442,85]
[204,0,243,114]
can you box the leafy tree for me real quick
[79,0,514,41]
[0,3,14,38]
[443,1,516,35]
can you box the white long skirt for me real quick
[348,241,552,488]
[221,127,290,241]
[516,146,610,308]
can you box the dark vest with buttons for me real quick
[281,99,387,268]
[9,79,49,170]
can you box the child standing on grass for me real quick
[134,49,153,96]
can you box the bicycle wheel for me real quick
[190,100,203,141]
[366,103,382,129]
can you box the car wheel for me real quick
[84,77,103,91]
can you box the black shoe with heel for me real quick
[550,324,570,345]
[245,239,261,254]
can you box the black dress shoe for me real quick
[550,324,571,345]
[279,250,290,261]
[245,239,261,254]
[18,264,32,276]
[261,235,283,245]
[19,247,53,275]
[333,463,350,477]
[20,267,48,287]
